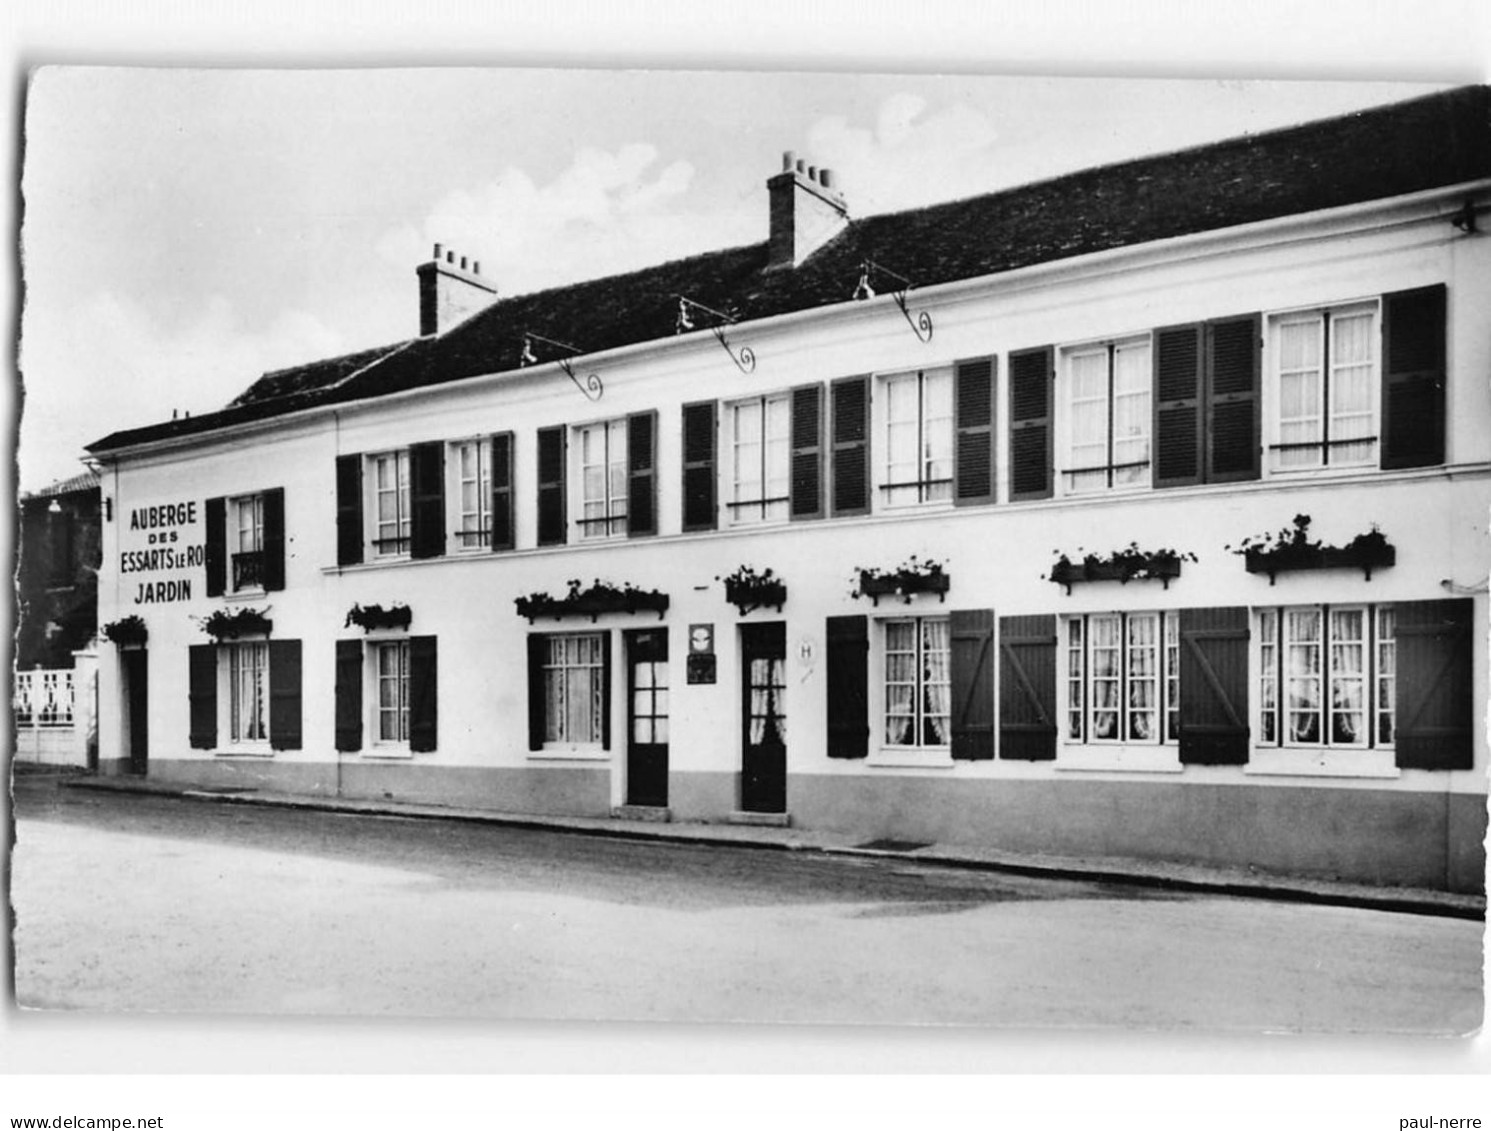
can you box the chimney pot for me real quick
[796,159,806,174]
[460,256,468,270]
[820,168,834,189]
[782,150,796,172]
[433,242,443,259]
[473,261,481,274]
[808,165,818,181]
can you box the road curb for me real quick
[56,774,1486,922]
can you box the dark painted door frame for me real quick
[122,648,148,775]
[740,622,787,814]
[625,627,670,807]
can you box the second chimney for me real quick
[416,243,499,336]
[766,151,848,270]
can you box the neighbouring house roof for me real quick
[21,469,100,502]
[88,84,1491,456]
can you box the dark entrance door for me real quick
[626,628,669,807]
[740,622,787,814]
[121,649,148,775]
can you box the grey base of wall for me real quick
[139,760,1487,894]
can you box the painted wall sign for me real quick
[121,499,204,604]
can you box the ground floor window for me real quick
[1257,605,1394,748]
[544,633,607,745]
[375,639,410,744]
[227,641,269,744]
[883,616,950,748]
[1064,612,1178,744]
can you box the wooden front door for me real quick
[740,622,787,813]
[122,648,148,774]
[626,628,669,807]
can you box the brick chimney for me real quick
[767,151,848,270]
[417,243,499,336]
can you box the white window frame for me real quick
[368,449,412,559]
[574,419,628,541]
[726,392,791,526]
[1057,611,1182,774]
[535,631,611,760]
[450,438,492,551]
[1248,603,1398,778]
[228,492,266,594]
[869,614,954,768]
[876,366,954,509]
[1265,299,1381,476]
[217,639,272,756]
[1056,335,1153,496]
[370,637,411,754]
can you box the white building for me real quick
[87,86,1490,893]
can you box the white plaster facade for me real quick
[89,123,1491,893]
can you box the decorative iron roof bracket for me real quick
[521,332,604,402]
[676,297,757,374]
[855,260,933,344]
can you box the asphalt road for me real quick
[9,773,1484,1032]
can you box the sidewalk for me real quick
[54,771,1486,921]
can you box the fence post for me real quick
[72,646,99,768]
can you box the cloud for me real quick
[18,292,344,491]
[377,143,727,297]
[805,94,1004,215]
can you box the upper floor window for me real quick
[230,493,265,591]
[206,488,285,597]
[578,419,627,540]
[371,450,411,557]
[1060,337,1151,494]
[883,616,951,748]
[1064,611,1178,745]
[453,439,491,550]
[881,367,952,506]
[728,393,790,525]
[1257,605,1394,749]
[1268,302,1379,472]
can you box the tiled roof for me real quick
[228,341,410,407]
[22,469,100,500]
[89,84,1491,455]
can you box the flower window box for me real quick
[720,566,787,616]
[515,580,670,623]
[853,558,950,606]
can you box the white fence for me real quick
[14,652,97,766]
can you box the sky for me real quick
[15,68,1456,492]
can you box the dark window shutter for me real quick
[261,487,286,591]
[601,631,613,752]
[335,454,363,567]
[1178,606,1250,765]
[826,615,869,758]
[527,634,547,751]
[491,431,515,552]
[536,425,567,546]
[409,635,438,753]
[1008,346,1053,501]
[1153,325,1203,488]
[627,410,658,537]
[954,357,997,507]
[409,441,445,559]
[268,638,302,750]
[998,614,1056,760]
[1206,314,1262,483]
[188,644,217,750]
[790,383,824,521]
[334,639,363,752]
[204,496,226,597]
[950,608,995,760]
[1382,284,1447,470]
[1394,598,1472,770]
[681,400,718,532]
[829,375,870,517]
